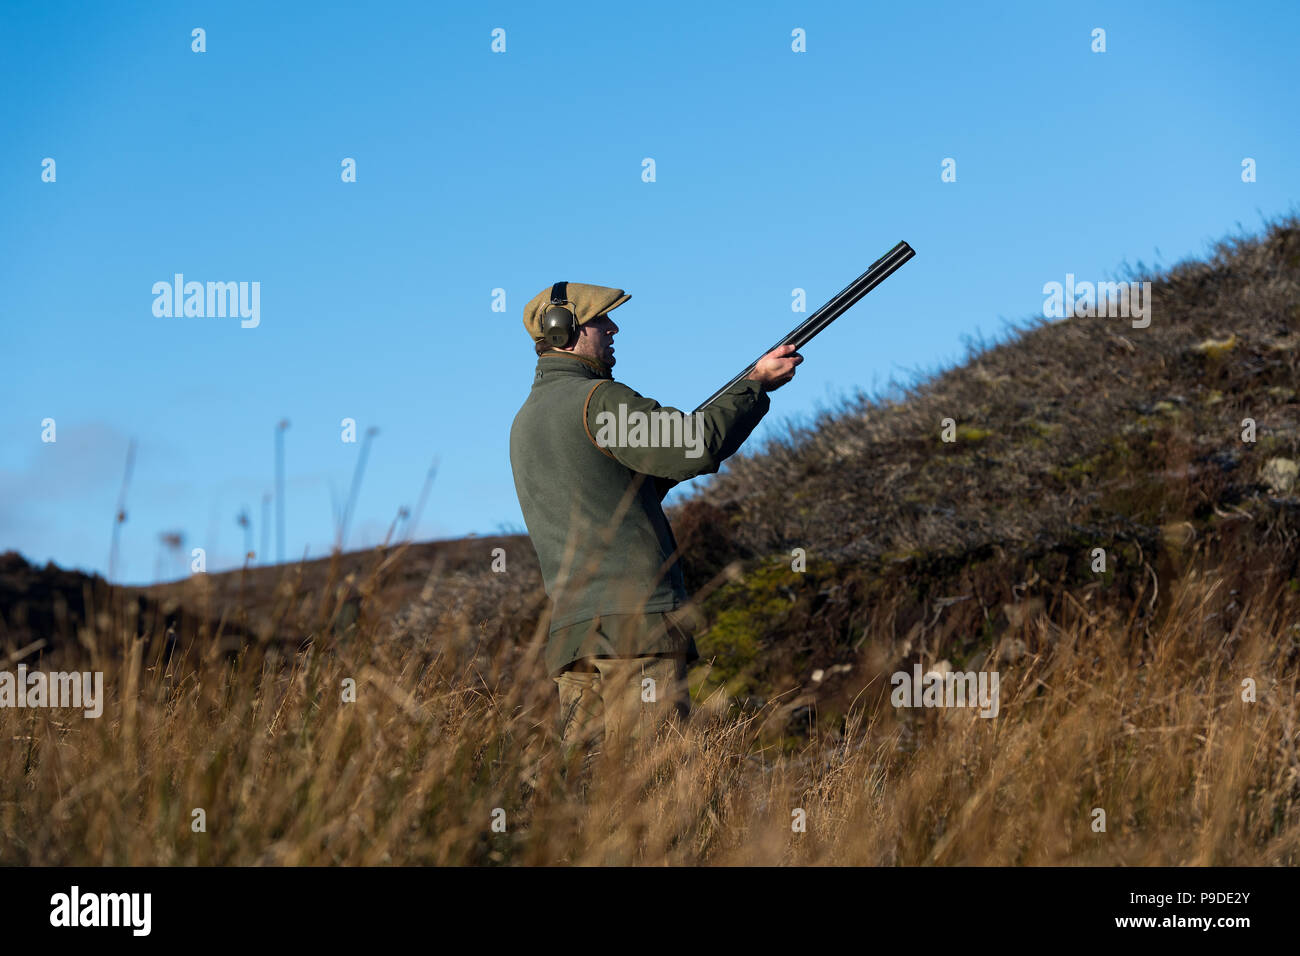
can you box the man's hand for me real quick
[747,344,803,392]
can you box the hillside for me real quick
[664,216,1300,714]
[369,215,1299,724]
[5,217,1298,723]
[4,216,1299,866]
[687,218,1299,565]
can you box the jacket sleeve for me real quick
[584,377,771,481]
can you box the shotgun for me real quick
[693,240,916,413]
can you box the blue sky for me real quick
[2,0,1296,584]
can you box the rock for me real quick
[1002,597,1044,629]
[1261,458,1299,494]
[924,659,952,678]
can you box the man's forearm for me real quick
[586,378,770,481]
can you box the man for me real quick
[509,280,801,771]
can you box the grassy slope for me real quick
[669,215,1300,717]
[3,217,1298,864]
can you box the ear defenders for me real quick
[541,281,578,348]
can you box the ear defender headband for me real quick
[541,281,578,348]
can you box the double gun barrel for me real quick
[694,240,916,413]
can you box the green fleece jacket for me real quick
[509,350,770,674]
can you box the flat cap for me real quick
[523,282,631,342]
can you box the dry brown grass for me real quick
[2,549,1296,866]
[3,217,1298,865]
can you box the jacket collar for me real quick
[534,349,613,381]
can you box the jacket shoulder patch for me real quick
[583,381,617,459]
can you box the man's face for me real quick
[571,313,619,367]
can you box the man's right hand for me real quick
[747,344,803,392]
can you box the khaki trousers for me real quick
[554,654,689,759]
